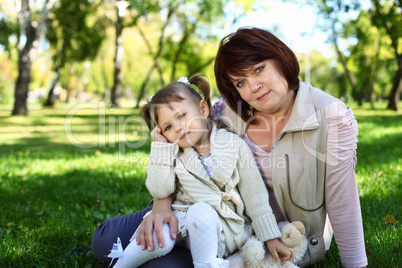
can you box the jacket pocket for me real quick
[285,153,324,211]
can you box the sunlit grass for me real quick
[0,102,401,267]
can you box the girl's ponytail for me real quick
[188,74,213,119]
[139,102,155,130]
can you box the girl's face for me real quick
[229,60,291,115]
[156,97,210,150]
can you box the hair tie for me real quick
[177,76,190,85]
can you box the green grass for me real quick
[0,102,401,267]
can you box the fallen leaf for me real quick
[383,214,397,224]
[95,150,101,156]
[89,165,96,169]
[365,248,371,258]
[6,222,15,228]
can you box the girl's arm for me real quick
[138,127,180,251]
[135,195,177,251]
[325,101,367,268]
[236,139,293,260]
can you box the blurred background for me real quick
[0,0,400,114]
[0,1,401,266]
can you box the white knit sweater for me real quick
[146,126,281,253]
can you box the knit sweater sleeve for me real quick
[236,139,282,242]
[145,141,179,199]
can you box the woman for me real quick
[92,27,367,267]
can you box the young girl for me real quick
[110,74,294,267]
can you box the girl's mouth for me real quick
[179,132,190,140]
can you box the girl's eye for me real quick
[179,113,186,119]
[256,66,264,73]
[165,125,172,131]
[236,81,245,88]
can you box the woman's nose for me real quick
[250,79,262,93]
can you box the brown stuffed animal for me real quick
[226,221,308,268]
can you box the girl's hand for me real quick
[266,238,295,263]
[151,126,168,142]
[136,196,177,251]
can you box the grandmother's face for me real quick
[229,60,290,115]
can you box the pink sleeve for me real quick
[212,98,227,117]
[325,101,368,268]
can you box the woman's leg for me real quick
[91,206,193,267]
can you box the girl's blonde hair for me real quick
[140,74,213,130]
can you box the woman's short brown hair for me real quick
[214,27,300,122]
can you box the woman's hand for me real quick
[136,195,177,251]
[266,238,295,263]
[151,126,168,142]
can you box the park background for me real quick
[0,0,401,267]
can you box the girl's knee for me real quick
[186,202,218,229]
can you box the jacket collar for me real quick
[178,125,238,189]
[281,81,320,133]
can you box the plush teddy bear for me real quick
[226,221,308,268]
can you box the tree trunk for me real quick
[12,0,54,115]
[44,67,61,107]
[111,9,124,108]
[12,48,33,115]
[387,56,402,111]
[135,5,176,108]
[331,23,359,104]
[372,0,401,111]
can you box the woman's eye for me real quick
[256,66,264,73]
[236,81,245,88]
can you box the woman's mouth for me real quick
[257,91,270,101]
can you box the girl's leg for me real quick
[186,202,229,268]
[91,206,193,267]
[114,224,176,267]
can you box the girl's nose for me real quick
[174,122,183,132]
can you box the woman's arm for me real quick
[325,101,368,268]
[135,195,177,251]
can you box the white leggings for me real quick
[113,202,228,268]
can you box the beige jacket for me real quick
[218,82,337,265]
[146,126,281,254]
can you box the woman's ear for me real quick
[199,100,210,119]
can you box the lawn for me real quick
[0,102,400,267]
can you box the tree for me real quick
[44,0,106,106]
[8,0,55,115]
[134,0,256,107]
[110,0,159,108]
[371,0,401,111]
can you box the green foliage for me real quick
[0,103,400,266]
[0,18,20,52]
[46,0,107,69]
